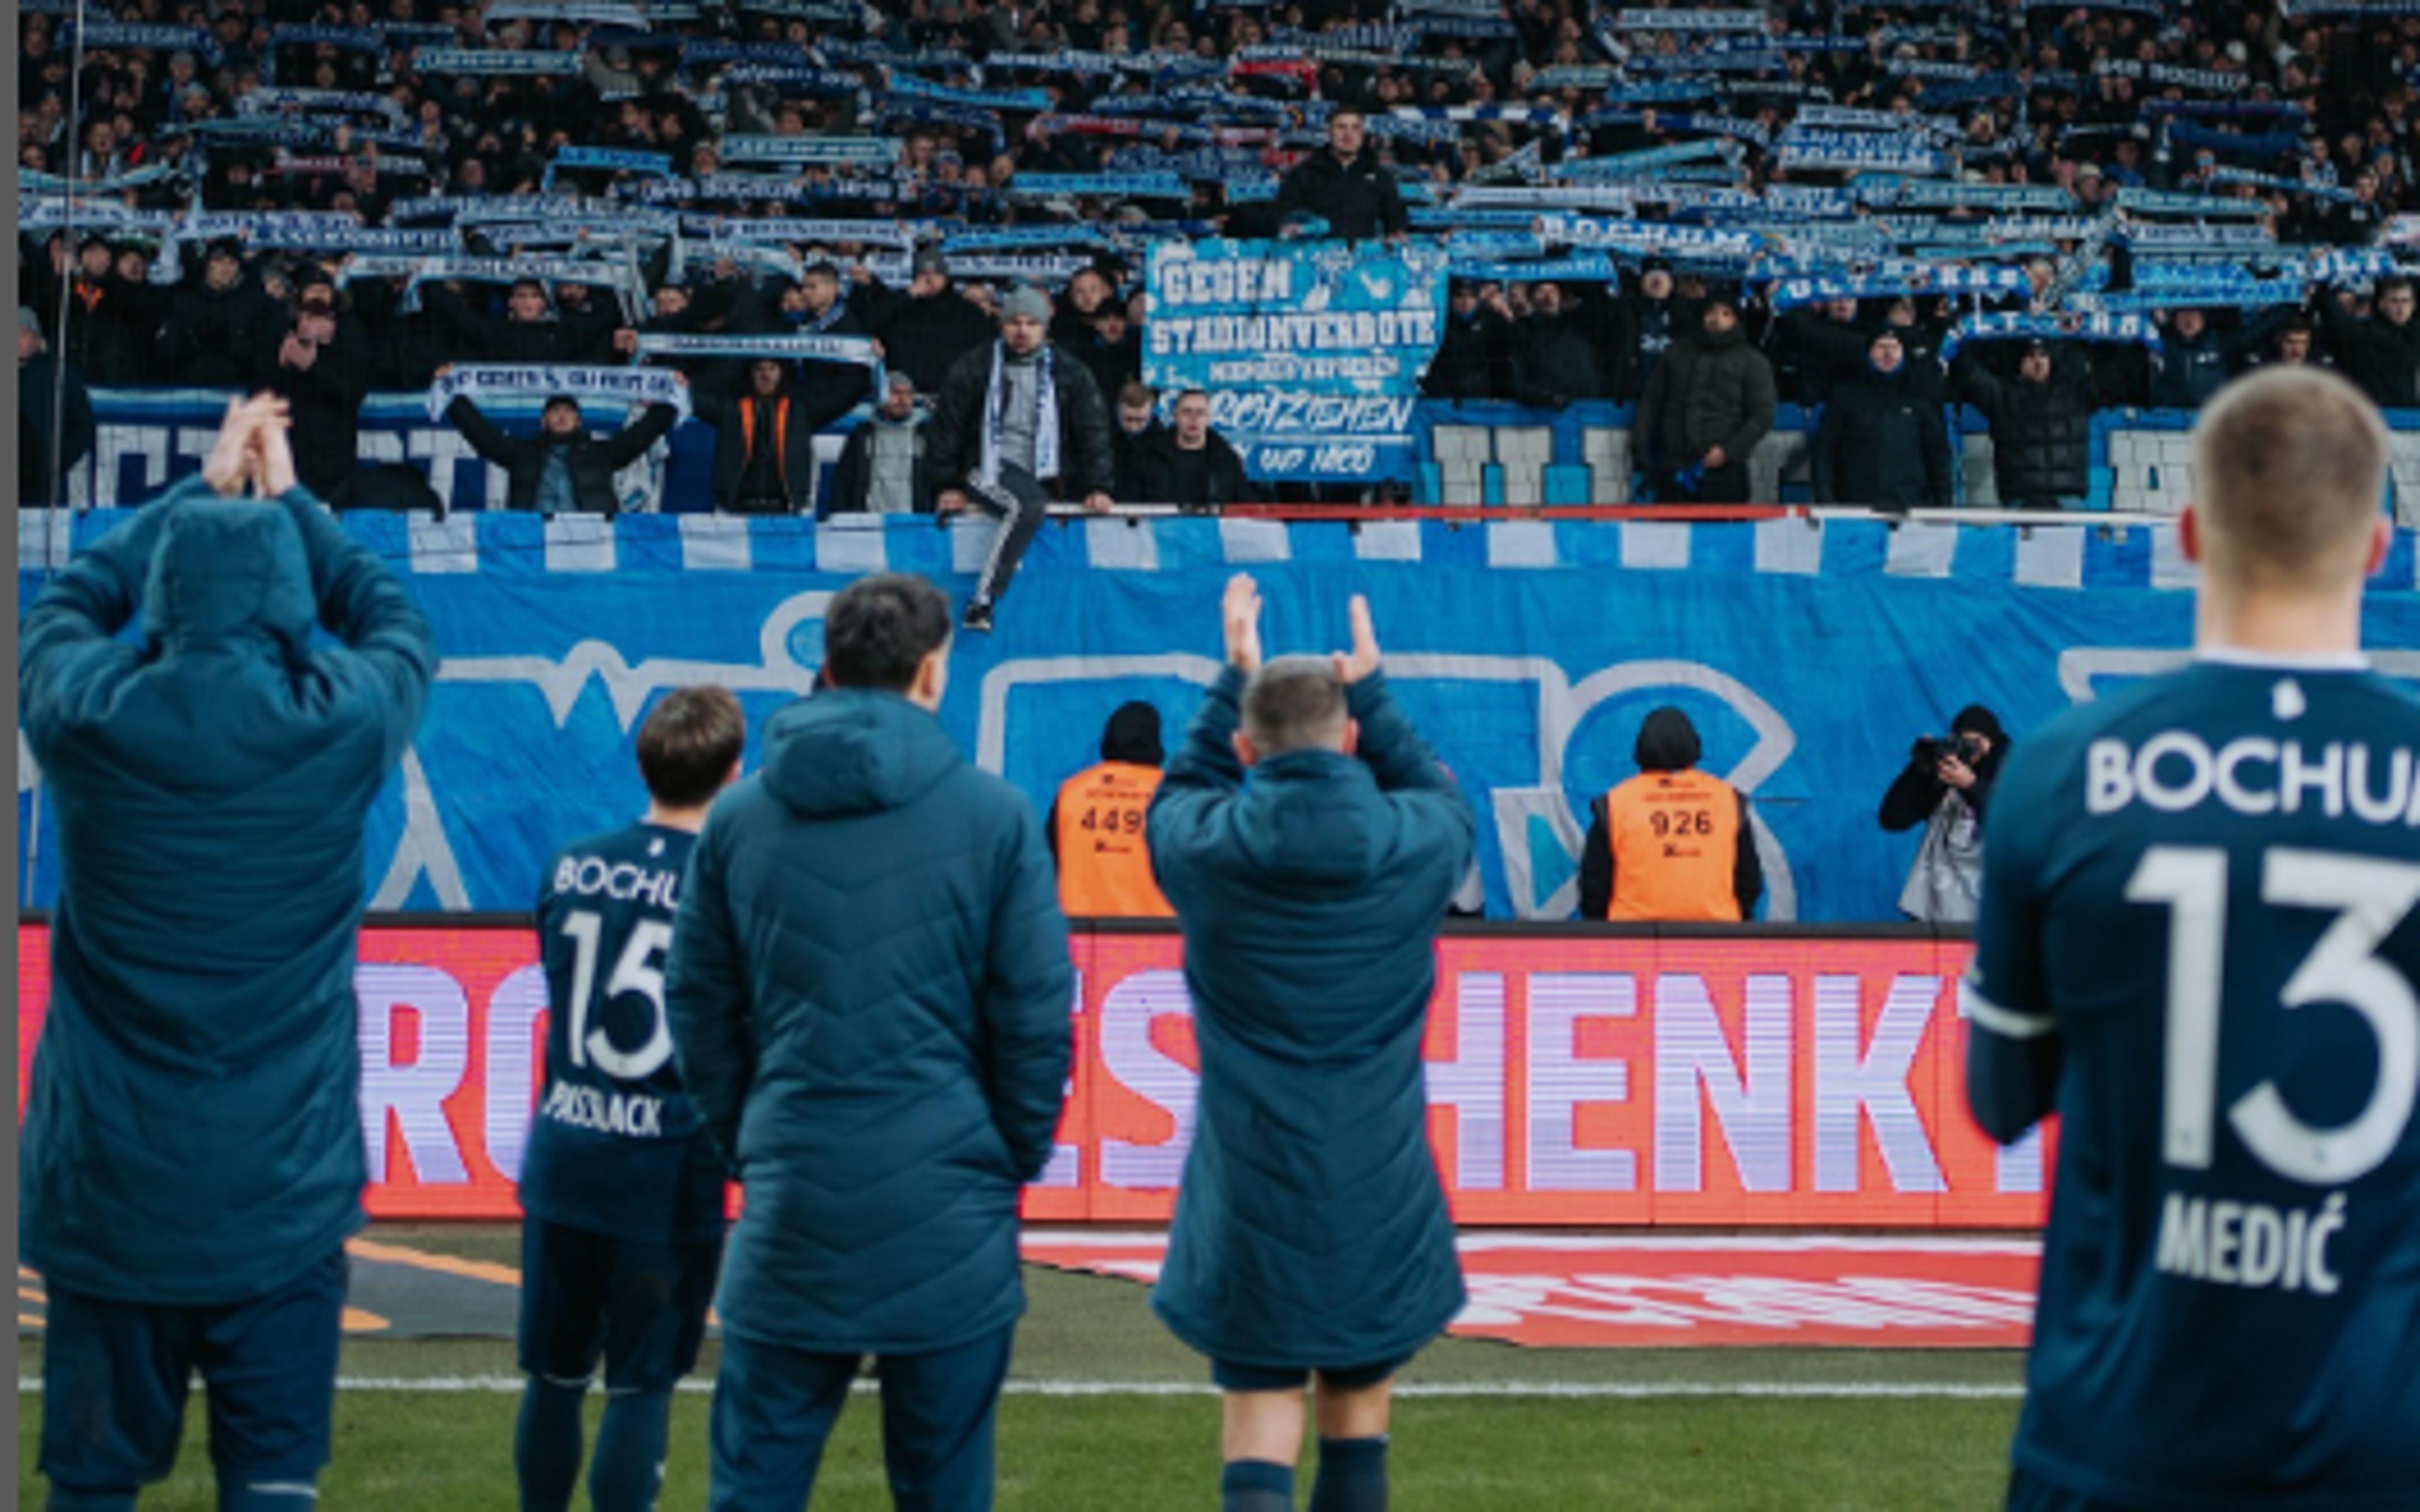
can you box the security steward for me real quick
[1579,706,1763,922]
[1049,701,1173,918]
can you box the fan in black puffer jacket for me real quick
[1952,341,2128,510]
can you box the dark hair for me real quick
[637,685,745,808]
[824,574,953,691]
[1116,381,1158,408]
[804,259,841,282]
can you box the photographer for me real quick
[1879,706,2009,924]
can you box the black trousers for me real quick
[969,465,1052,605]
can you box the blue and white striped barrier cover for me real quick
[24,510,2420,931]
[27,508,2420,592]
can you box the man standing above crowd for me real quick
[1273,108,1406,241]
[439,375,683,515]
[2314,277,2420,410]
[929,285,1116,633]
[20,394,434,1509]
[666,574,1073,1512]
[1811,328,1952,512]
[1148,577,1475,1512]
[255,277,373,501]
[695,360,824,514]
[826,372,933,518]
[19,305,93,508]
[518,688,744,1512]
[1635,295,1777,504]
[854,249,995,396]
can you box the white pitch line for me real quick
[16,1377,2026,1400]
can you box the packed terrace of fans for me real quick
[19,0,2420,513]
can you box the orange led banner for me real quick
[16,922,2049,1226]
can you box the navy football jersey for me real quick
[1968,655,2420,1509]
[522,822,725,1242]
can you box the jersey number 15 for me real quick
[559,912,676,1081]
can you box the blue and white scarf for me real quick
[633,331,883,367]
[1612,7,1765,31]
[981,342,1059,489]
[2092,59,2249,96]
[1940,312,2159,362]
[1777,130,1950,175]
[720,135,892,166]
[723,64,868,96]
[2116,186,2271,219]
[428,364,689,422]
[412,47,582,74]
[1447,253,1624,283]
[485,1,648,28]
[886,76,1051,113]
[543,146,674,188]
[1006,173,1190,200]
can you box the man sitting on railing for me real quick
[928,285,1116,633]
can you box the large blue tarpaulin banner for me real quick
[24,512,2420,924]
[1143,238,1449,483]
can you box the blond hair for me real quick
[2191,367,2388,592]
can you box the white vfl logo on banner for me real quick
[373,592,834,907]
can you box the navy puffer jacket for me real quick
[1147,669,1476,1370]
[666,689,1075,1353]
[19,481,434,1303]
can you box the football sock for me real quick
[1221,1457,1296,1512]
[219,1483,321,1512]
[1309,1435,1389,1512]
[589,1387,674,1512]
[515,1377,587,1512]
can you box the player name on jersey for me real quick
[549,853,685,909]
[538,1080,667,1139]
[2155,1191,2348,1296]
[2087,733,2420,823]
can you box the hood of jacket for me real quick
[1101,700,1163,765]
[760,687,962,818]
[1232,750,1386,885]
[141,493,316,650]
[1634,706,1704,772]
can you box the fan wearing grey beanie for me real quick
[925,281,1119,632]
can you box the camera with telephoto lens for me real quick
[1912,733,1986,768]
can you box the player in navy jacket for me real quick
[18,396,434,1508]
[1967,366,2420,1509]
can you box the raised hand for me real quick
[1330,594,1380,684]
[200,394,289,498]
[1223,572,1263,675]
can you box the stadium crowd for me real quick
[20,0,2420,515]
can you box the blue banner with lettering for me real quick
[25,511,2420,924]
[1143,238,1449,483]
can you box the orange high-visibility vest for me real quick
[1054,761,1173,918]
[1605,769,1743,922]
